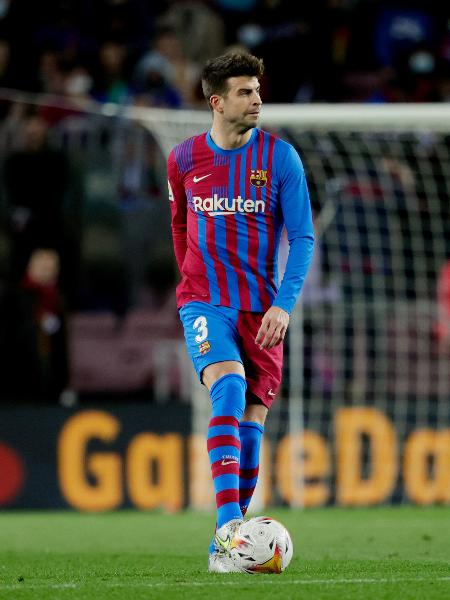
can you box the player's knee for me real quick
[202,361,245,389]
[210,373,246,421]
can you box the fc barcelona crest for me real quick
[199,340,211,355]
[250,169,267,188]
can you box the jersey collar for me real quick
[206,128,258,156]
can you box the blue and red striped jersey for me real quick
[167,128,314,314]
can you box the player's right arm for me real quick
[167,149,187,273]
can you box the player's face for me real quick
[217,76,262,132]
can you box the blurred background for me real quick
[0,0,449,512]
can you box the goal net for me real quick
[4,94,447,509]
[136,104,450,509]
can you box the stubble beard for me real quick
[237,115,259,134]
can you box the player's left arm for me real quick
[255,143,314,350]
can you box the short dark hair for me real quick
[201,52,264,103]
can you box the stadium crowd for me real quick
[0,0,449,108]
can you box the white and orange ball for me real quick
[229,516,293,574]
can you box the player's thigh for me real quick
[237,311,283,408]
[179,302,243,385]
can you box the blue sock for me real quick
[239,421,264,516]
[207,373,246,540]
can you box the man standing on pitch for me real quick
[167,52,314,572]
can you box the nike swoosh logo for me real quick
[215,534,231,551]
[208,211,236,216]
[221,459,238,466]
[268,389,276,396]
[193,174,212,183]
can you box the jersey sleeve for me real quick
[167,149,187,273]
[272,143,314,314]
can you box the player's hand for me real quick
[255,306,289,350]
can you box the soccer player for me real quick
[167,52,314,572]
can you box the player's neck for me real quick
[209,123,254,150]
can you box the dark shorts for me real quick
[179,301,283,407]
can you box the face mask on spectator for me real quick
[66,72,93,96]
[409,51,435,74]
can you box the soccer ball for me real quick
[229,516,293,574]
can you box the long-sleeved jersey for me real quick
[167,128,314,314]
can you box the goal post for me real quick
[137,103,450,509]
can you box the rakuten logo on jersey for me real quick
[192,194,266,216]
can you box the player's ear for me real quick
[210,94,223,113]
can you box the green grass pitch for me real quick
[0,507,449,599]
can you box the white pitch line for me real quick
[0,577,449,590]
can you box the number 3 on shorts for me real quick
[193,315,208,343]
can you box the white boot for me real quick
[208,550,243,573]
[208,518,244,573]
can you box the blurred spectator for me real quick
[37,50,66,94]
[132,69,183,108]
[157,1,226,64]
[0,248,70,402]
[134,26,200,107]
[33,51,94,123]
[341,0,448,103]
[91,41,131,104]
[3,114,69,288]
